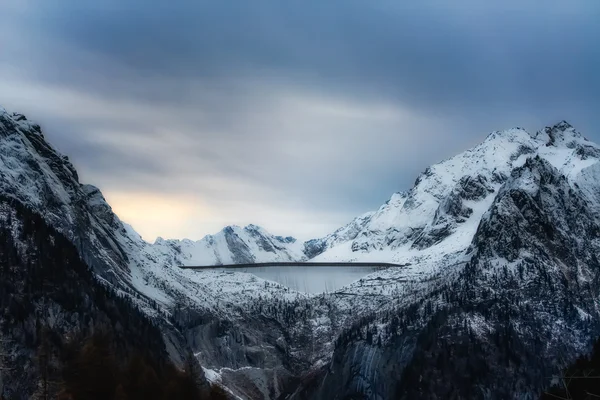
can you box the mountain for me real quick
[294,155,600,399]
[2,104,600,399]
[308,122,599,263]
[0,193,180,398]
[303,210,376,259]
[0,106,317,399]
[155,224,305,266]
[289,122,600,399]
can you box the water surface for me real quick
[207,265,380,294]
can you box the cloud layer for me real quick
[1,0,599,240]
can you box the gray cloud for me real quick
[0,0,599,240]
[17,1,600,111]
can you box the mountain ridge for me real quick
[2,105,599,399]
[306,120,597,262]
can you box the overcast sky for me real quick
[1,1,599,241]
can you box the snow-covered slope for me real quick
[155,224,305,266]
[291,123,600,399]
[0,106,319,398]
[0,105,303,299]
[309,121,600,266]
[4,103,600,399]
[303,210,376,259]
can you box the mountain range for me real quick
[1,105,599,399]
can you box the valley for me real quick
[182,263,402,294]
[1,106,600,399]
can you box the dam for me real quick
[180,262,404,294]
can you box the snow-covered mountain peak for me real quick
[303,209,376,259]
[153,223,305,266]
[386,191,409,205]
[220,224,239,235]
[503,156,565,197]
[242,223,297,243]
[534,120,583,145]
[0,107,44,139]
[474,153,595,272]
[154,236,167,245]
[0,108,155,287]
[552,119,575,132]
[4,105,600,399]
[311,121,600,263]
[0,109,83,224]
[483,127,534,144]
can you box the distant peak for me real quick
[275,235,296,244]
[534,120,581,145]
[0,107,44,138]
[484,127,530,143]
[244,224,297,242]
[385,191,409,205]
[222,225,240,233]
[552,120,573,131]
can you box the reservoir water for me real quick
[204,265,381,294]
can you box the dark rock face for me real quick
[0,110,134,288]
[275,236,296,244]
[305,211,376,257]
[5,106,600,400]
[0,197,172,398]
[474,157,594,266]
[304,238,328,260]
[246,225,292,254]
[292,154,600,400]
[223,226,255,264]
[0,108,314,399]
[395,157,600,399]
[456,175,496,202]
[544,121,578,146]
[412,175,495,250]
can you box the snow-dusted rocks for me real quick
[0,107,317,398]
[155,224,305,266]
[292,121,600,399]
[3,104,600,399]
[303,210,376,258]
[310,122,600,265]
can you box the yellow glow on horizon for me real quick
[102,191,209,242]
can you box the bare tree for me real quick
[544,368,600,400]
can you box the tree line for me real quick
[0,196,227,399]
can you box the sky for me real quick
[1,1,599,242]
